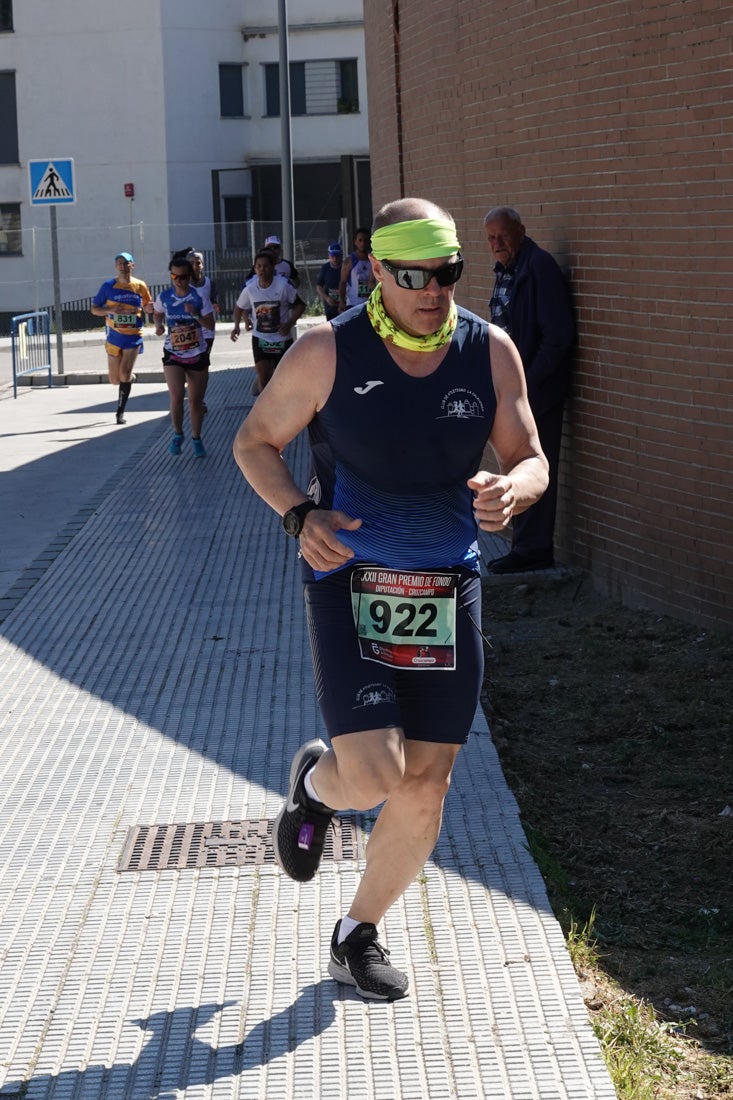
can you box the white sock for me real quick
[337,915,362,944]
[303,765,321,804]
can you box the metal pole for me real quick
[32,226,38,316]
[278,0,295,264]
[50,205,64,376]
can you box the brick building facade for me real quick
[365,1,732,631]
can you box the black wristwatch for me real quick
[282,500,319,537]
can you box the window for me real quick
[250,162,347,222]
[265,59,358,117]
[0,0,12,32]
[223,196,248,249]
[0,72,19,162]
[0,204,21,255]
[219,63,246,118]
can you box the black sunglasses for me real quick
[380,254,463,291]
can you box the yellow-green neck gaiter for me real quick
[366,283,457,353]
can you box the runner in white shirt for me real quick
[230,250,305,393]
[187,250,219,352]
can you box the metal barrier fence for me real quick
[0,218,349,337]
[11,311,52,399]
[1,268,331,340]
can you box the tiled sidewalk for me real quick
[0,367,616,1099]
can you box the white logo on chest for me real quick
[438,387,485,420]
[353,380,384,395]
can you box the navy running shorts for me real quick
[304,565,484,744]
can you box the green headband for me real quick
[370,218,461,261]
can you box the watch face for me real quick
[283,500,317,537]
[283,510,301,537]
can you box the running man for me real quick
[316,242,343,321]
[230,250,305,394]
[91,251,153,424]
[233,197,548,1001]
[338,227,375,312]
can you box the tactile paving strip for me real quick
[0,367,616,1099]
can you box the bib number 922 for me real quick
[350,567,459,669]
[368,599,437,638]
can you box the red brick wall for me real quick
[365,0,733,630]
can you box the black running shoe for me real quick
[271,739,333,882]
[328,920,409,1001]
[115,410,126,425]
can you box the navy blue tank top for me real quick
[306,304,497,577]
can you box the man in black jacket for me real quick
[484,206,576,573]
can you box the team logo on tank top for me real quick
[438,387,485,420]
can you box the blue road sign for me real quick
[29,159,76,206]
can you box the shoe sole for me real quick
[271,739,328,879]
[327,957,408,1001]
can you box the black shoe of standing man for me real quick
[488,550,554,575]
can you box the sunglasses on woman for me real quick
[380,255,463,291]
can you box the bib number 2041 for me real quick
[350,567,459,670]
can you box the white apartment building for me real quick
[0,0,369,316]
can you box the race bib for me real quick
[113,311,138,330]
[258,339,284,351]
[350,567,459,670]
[170,322,199,351]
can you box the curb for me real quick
[6,317,327,389]
[17,371,168,387]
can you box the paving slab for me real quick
[0,363,616,1099]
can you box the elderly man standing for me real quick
[484,206,575,573]
[233,197,548,1001]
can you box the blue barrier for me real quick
[11,311,52,399]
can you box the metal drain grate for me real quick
[118,816,366,872]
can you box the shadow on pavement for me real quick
[0,990,339,1099]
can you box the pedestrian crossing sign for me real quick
[29,158,76,206]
